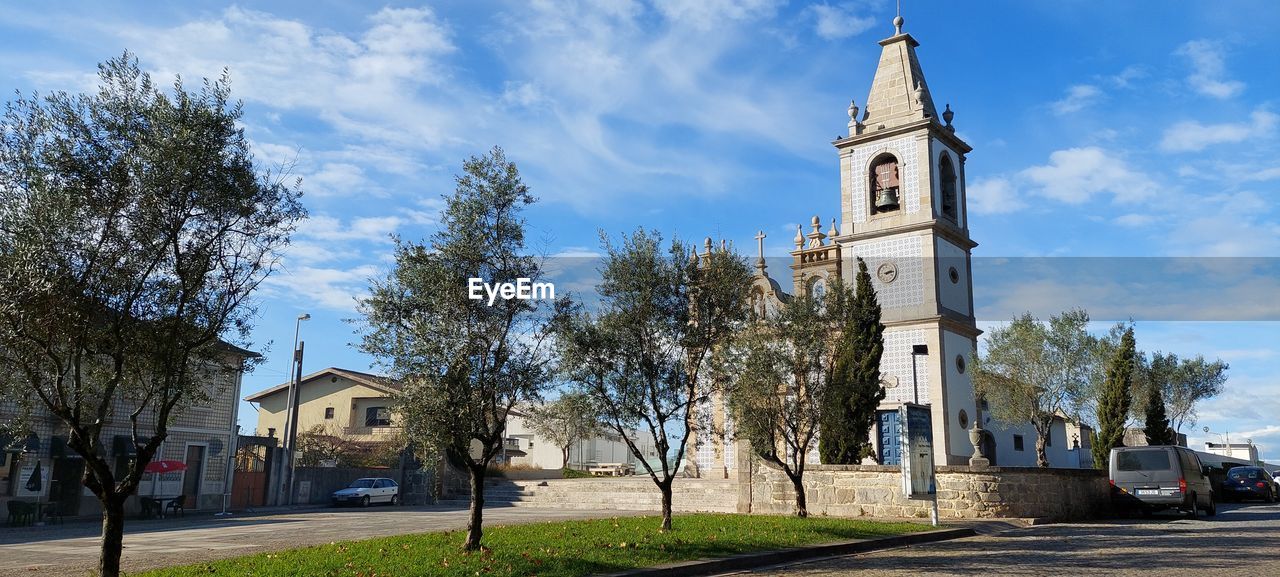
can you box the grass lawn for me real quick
[136,513,926,577]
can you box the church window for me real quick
[750,289,767,320]
[870,154,901,214]
[809,277,827,302]
[955,354,966,374]
[949,266,960,284]
[1013,435,1024,451]
[959,410,969,429]
[939,153,958,221]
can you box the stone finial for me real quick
[828,217,838,238]
[690,248,698,265]
[913,80,925,109]
[704,236,713,254]
[793,225,804,249]
[720,239,727,253]
[893,15,904,36]
[847,99,862,136]
[807,216,827,248]
[943,103,955,132]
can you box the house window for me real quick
[1013,435,1024,451]
[939,153,958,220]
[324,407,335,420]
[365,407,391,427]
[870,155,901,214]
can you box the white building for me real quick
[1204,442,1259,464]
[502,408,662,472]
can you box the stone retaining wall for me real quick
[743,460,1109,521]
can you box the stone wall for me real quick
[743,460,1109,521]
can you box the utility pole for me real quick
[284,340,305,505]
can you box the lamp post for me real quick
[910,344,929,404]
[283,313,309,505]
[1203,426,1230,458]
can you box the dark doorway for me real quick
[51,458,85,516]
[981,431,997,466]
[183,445,205,508]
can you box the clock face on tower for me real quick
[877,261,898,283]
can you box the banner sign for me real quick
[899,403,936,499]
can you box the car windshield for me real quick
[348,479,376,489]
[1228,469,1260,479]
[1116,450,1172,471]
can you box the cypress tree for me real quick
[1143,381,1175,445]
[819,258,885,463]
[1093,326,1135,468]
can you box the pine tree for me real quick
[819,258,885,464]
[1092,326,1135,468]
[1143,380,1174,445]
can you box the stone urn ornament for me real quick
[969,421,990,468]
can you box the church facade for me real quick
[693,17,1093,474]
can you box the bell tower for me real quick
[832,15,980,466]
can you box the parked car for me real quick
[1222,467,1277,503]
[331,477,400,507]
[1109,446,1215,517]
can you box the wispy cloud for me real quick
[1160,109,1278,152]
[1051,84,1102,115]
[808,3,876,41]
[1176,39,1244,99]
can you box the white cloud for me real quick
[1176,39,1244,99]
[808,3,876,41]
[263,264,380,312]
[1050,84,1102,115]
[967,177,1026,215]
[655,0,784,31]
[1020,147,1158,204]
[1114,213,1156,227]
[1159,109,1279,152]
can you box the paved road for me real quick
[736,502,1280,576]
[0,504,645,576]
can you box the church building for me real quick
[693,16,1092,474]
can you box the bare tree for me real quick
[0,54,302,577]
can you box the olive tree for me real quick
[552,231,751,530]
[0,54,302,577]
[358,147,552,551]
[524,391,601,469]
[972,309,1097,468]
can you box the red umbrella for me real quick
[144,460,187,473]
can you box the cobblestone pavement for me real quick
[0,504,645,576]
[735,502,1280,576]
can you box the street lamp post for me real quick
[910,344,929,404]
[1203,426,1231,457]
[283,313,309,505]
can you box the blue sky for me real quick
[2,1,1277,456]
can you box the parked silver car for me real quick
[331,477,399,507]
[1110,446,1215,517]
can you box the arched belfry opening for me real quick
[939,153,958,221]
[870,153,901,214]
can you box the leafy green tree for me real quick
[973,309,1097,468]
[359,147,553,551]
[819,258,885,464]
[552,231,751,530]
[525,392,602,469]
[729,282,845,517]
[0,54,302,577]
[1092,327,1135,468]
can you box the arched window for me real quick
[809,277,826,303]
[939,153,958,221]
[870,154,901,214]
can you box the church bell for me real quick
[875,187,900,210]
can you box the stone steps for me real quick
[445,478,739,513]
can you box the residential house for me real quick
[502,408,663,472]
[245,367,403,450]
[1,345,257,517]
